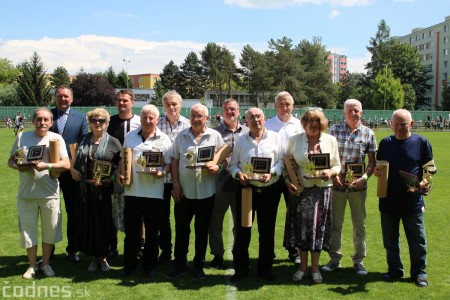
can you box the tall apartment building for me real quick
[328,53,347,83]
[394,15,450,109]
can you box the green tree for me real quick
[267,37,303,101]
[16,52,52,106]
[441,82,450,111]
[239,44,273,107]
[70,73,116,106]
[374,67,404,109]
[297,37,336,108]
[0,84,19,105]
[0,58,20,85]
[178,52,206,99]
[116,70,133,89]
[51,66,70,88]
[336,72,368,109]
[200,42,236,106]
[159,60,180,91]
[103,66,118,87]
[402,83,416,110]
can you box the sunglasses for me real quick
[306,107,323,111]
[90,118,106,124]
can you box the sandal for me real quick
[293,270,308,281]
[311,272,323,284]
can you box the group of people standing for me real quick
[8,87,434,288]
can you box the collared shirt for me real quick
[157,115,191,183]
[157,115,191,143]
[329,121,377,175]
[171,127,225,199]
[56,107,70,134]
[229,129,284,188]
[213,121,250,191]
[265,115,304,150]
[122,126,172,199]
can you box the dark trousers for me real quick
[233,183,281,274]
[59,171,80,254]
[159,183,173,253]
[279,175,298,255]
[173,195,215,268]
[123,196,163,271]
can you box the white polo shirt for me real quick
[122,127,172,199]
[265,115,304,150]
[171,127,225,200]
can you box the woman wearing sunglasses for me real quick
[71,108,122,272]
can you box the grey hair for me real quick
[141,104,160,119]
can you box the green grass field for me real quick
[0,127,449,299]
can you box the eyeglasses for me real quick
[90,118,106,124]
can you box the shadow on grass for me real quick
[0,254,412,295]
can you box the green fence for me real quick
[1,106,449,124]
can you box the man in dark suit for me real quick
[50,86,88,262]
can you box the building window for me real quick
[428,64,433,71]
[444,61,448,68]
[416,35,420,41]
[444,49,449,56]
[445,37,449,44]
[445,25,449,32]
[429,30,433,37]
[444,73,448,80]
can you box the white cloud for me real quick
[346,52,371,73]
[329,9,340,18]
[0,35,208,75]
[224,0,371,9]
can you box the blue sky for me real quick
[1,0,449,75]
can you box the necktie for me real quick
[57,111,66,134]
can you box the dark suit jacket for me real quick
[51,107,88,159]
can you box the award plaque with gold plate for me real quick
[136,151,163,174]
[244,157,272,182]
[15,145,45,166]
[345,163,365,185]
[86,160,112,185]
[303,153,330,180]
[186,146,215,169]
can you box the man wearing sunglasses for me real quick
[50,86,88,263]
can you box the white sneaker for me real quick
[22,265,37,279]
[41,264,55,277]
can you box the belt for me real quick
[249,183,274,193]
[333,186,367,193]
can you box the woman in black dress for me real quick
[72,108,121,272]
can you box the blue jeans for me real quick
[380,211,427,279]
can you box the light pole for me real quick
[123,58,130,89]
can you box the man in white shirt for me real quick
[229,107,284,282]
[265,91,304,264]
[168,103,225,280]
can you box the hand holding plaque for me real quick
[87,160,112,185]
[15,145,45,166]
[242,157,272,182]
[344,163,365,186]
[303,153,330,180]
[185,146,215,169]
[136,151,163,173]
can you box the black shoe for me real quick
[229,271,248,283]
[158,252,172,264]
[208,255,224,269]
[383,270,404,281]
[166,264,187,279]
[107,249,119,259]
[68,253,80,262]
[258,269,276,281]
[194,267,206,279]
[121,268,134,277]
[144,268,155,278]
